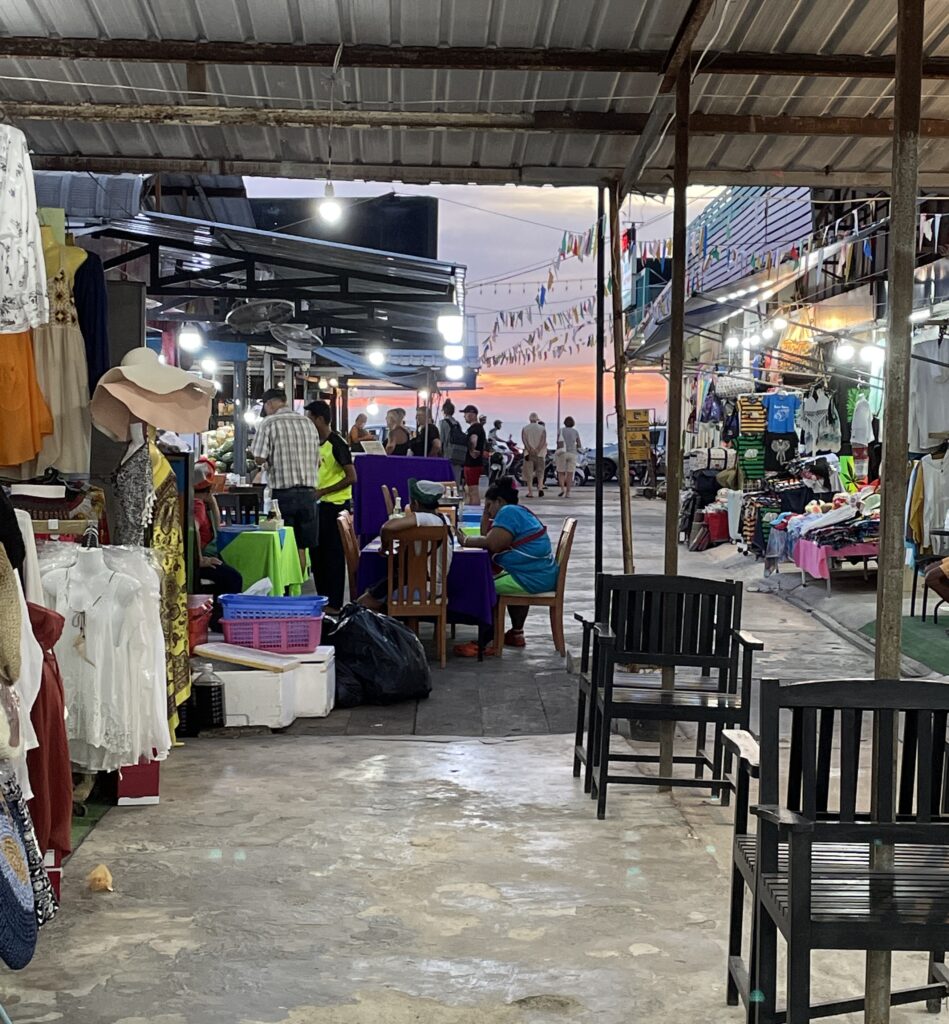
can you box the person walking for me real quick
[461,403,487,505]
[555,416,583,498]
[304,400,357,612]
[250,388,321,576]
[521,412,547,499]
[439,399,467,486]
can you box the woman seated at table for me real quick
[348,413,374,451]
[453,475,558,658]
[385,408,412,455]
[193,458,244,627]
[358,479,452,610]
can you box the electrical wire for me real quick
[0,72,934,109]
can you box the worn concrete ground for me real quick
[3,488,934,1023]
[4,734,935,1024]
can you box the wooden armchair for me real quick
[577,574,761,817]
[385,524,451,668]
[725,678,949,1023]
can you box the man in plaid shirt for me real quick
[251,388,321,575]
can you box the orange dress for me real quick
[0,330,53,466]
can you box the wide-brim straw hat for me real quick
[91,348,216,442]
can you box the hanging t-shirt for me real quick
[737,395,767,434]
[736,434,765,480]
[761,393,801,433]
[850,396,874,447]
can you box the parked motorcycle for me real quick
[486,435,518,483]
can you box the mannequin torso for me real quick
[41,225,87,290]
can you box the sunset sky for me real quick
[245,177,720,438]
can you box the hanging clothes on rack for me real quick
[0,125,48,334]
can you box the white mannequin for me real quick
[62,548,129,638]
[121,421,146,464]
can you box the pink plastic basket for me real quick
[221,615,323,654]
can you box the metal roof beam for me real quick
[17,102,949,139]
[660,0,717,92]
[33,155,949,190]
[5,37,949,79]
[3,101,647,135]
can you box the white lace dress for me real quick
[0,125,48,333]
[42,567,171,772]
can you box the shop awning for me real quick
[77,211,465,354]
[631,219,887,364]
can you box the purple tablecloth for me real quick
[352,454,455,540]
[357,540,496,626]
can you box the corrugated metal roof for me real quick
[2,0,948,187]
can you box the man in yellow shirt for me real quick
[305,400,357,612]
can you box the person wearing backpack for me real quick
[439,399,467,485]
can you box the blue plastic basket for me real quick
[218,594,328,620]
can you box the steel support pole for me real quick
[233,360,248,477]
[657,71,691,790]
[609,182,634,573]
[867,2,924,1021]
[595,185,606,604]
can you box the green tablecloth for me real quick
[217,526,308,596]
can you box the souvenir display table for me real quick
[793,538,879,595]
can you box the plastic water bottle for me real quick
[390,496,404,519]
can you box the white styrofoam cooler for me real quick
[202,645,335,729]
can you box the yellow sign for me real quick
[626,408,651,460]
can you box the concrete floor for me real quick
[3,487,937,1022]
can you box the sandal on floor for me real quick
[453,641,496,658]
[504,629,526,648]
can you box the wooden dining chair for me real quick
[336,509,360,603]
[494,517,577,658]
[381,484,394,518]
[385,524,451,668]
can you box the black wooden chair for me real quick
[576,574,762,819]
[725,678,949,1024]
[217,491,260,526]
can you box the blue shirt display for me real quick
[762,392,801,433]
[492,504,559,592]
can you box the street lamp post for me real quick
[555,378,565,431]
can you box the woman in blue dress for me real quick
[453,476,559,657]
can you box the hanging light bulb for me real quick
[747,333,761,347]
[318,377,329,389]
[418,389,430,401]
[772,316,789,330]
[437,313,464,344]
[366,399,379,416]
[761,327,775,341]
[443,343,464,361]
[243,409,259,425]
[368,349,386,367]
[860,344,884,365]
[318,180,342,224]
[725,335,740,349]
[836,342,855,362]
[200,356,217,374]
[444,364,465,381]
[177,322,204,353]
[329,377,338,388]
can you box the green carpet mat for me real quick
[71,796,112,853]
[859,616,949,675]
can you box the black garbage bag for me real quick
[327,603,432,705]
[333,661,365,709]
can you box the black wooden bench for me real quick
[724,678,949,1023]
[573,574,761,819]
